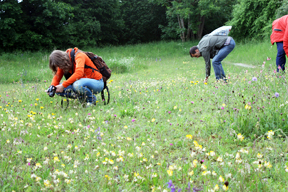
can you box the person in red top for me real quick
[270,15,288,72]
[48,47,104,106]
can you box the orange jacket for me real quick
[270,15,288,56]
[51,47,102,88]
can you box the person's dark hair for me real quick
[189,46,198,57]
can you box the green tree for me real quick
[149,0,236,41]
[62,0,123,47]
[0,0,74,51]
[20,0,74,50]
[227,0,282,40]
[276,1,288,19]
[119,0,167,44]
[0,0,22,52]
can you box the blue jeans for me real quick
[276,42,286,72]
[57,78,104,104]
[212,39,236,80]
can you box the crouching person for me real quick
[47,47,104,107]
[190,35,235,83]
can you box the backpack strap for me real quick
[64,49,76,80]
[101,81,110,105]
[84,65,99,73]
[70,49,75,74]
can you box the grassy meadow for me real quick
[0,40,288,192]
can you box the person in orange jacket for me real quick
[47,47,104,106]
[270,15,288,72]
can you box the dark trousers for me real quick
[276,42,286,72]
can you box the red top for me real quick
[270,15,288,56]
[51,47,102,88]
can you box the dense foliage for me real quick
[0,0,287,52]
[227,0,283,40]
[0,0,167,52]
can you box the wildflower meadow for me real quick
[0,40,288,191]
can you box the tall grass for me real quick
[1,40,287,192]
[0,40,276,84]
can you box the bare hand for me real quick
[55,84,64,93]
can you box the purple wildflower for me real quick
[252,77,257,81]
[95,127,102,140]
[186,182,191,192]
[132,119,135,122]
[167,180,174,188]
[275,92,280,98]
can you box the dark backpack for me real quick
[69,49,111,105]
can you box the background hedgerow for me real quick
[0,40,288,192]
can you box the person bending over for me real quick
[189,35,235,83]
[270,14,288,72]
[47,47,104,106]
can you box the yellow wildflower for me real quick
[245,104,251,110]
[54,156,60,163]
[219,175,225,182]
[186,135,193,139]
[237,133,244,141]
[167,170,173,176]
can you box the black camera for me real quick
[47,85,56,97]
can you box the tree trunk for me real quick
[180,17,185,42]
[177,14,186,42]
[197,16,205,40]
[186,13,191,41]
